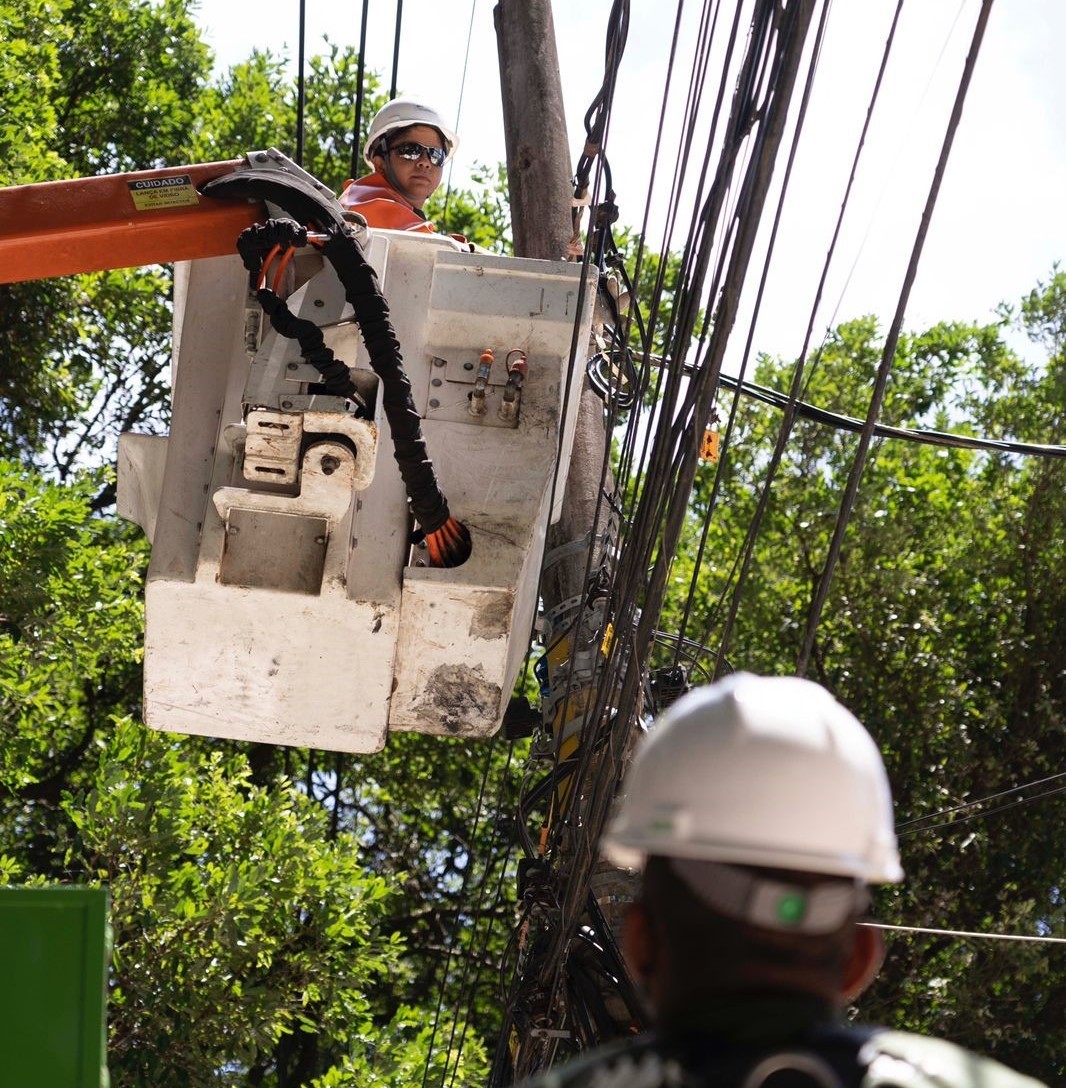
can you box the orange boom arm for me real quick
[0,160,266,285]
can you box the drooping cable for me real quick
[569,0,629,243]
[235,221,361,400]
[718,370,1066,459]
[295,0,307,166]
[418,737,504,1088]
[319,229,471,564]
[863,922,1066,946]
[897,784,1066,838]
[350,0,371,178]
[389,0,404,100]
[896,771,1066,830]
[442,0,479,226]
[796,0,996,676]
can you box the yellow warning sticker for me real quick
[127,175,199,212]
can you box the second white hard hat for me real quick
[364,98,459,169]
[602,673,903,884]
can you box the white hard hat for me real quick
[602,673,903,884]
[364,98,459,169]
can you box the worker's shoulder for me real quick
[516,1035,677,1088]
[861,1030,1048,1088]
[514,1029,1048,1088]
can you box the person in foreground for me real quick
[518,672,1045,1088]
[339,98,457,232]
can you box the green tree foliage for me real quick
[0,0,210,467]
[0,464,144,850]
[427,162,514,254]
[0,0,70,185]
[1,1,514,1082]
[67,721,405,1086]
[54,0,212,175]
[3,0,1062,1081]
[0,463,499,1084]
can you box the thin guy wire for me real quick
[897,785,1066,838]
[863,922,1066,946]
[420,738,499,1088]
[896,770,1066,829]
[442,0,478,224]
[796,0,996,677]
[350,0,371,178]
[389,0,403,100]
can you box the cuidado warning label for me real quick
[128,175,200,211]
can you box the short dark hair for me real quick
[639,856,857,991]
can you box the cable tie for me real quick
[542,533,592,571]
[544,594,585,626]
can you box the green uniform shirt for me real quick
[514,995,1047,1088]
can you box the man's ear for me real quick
[623,900,656,988]
[842,923,885,1002]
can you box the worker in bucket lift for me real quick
[516,673,1046,1088]
[339,98,457,233]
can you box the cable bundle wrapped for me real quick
[203,164,471,568]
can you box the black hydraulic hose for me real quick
[258,291,359,399]
[236,221,360,401]
[319,230,471,565]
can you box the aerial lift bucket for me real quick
[116,150,595,752]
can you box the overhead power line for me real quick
[897,784,1066,838]
[896,770,1066,830]
[863,922,1066,946]
[718,372,1066,459]
[796,0,997,676]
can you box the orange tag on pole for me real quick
[700,427,720,463]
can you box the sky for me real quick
[191,0,1066,362]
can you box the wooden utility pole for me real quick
[494,0,572,261]
[494,0,610,608]
[493,8,632,1085]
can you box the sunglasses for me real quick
[388,141,447,167]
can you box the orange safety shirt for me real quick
[338,171,436,233]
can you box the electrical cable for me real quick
[717,371,1066,459]
[698,0,893,666]
[862,922,1066,946]
[296,0,307,166]
[420,737,502,1088]
[676,0,835,671]
[350,0,371,179]
[389,0,403,100]
[444,748,525,1088]
[796,0,996,676]
[896,784,1066,838]
[442,0,479,226]
[319,229,471,563]
[805,0,973,397]
[895,770,1066,829]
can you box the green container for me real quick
[0,886,110,1088]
